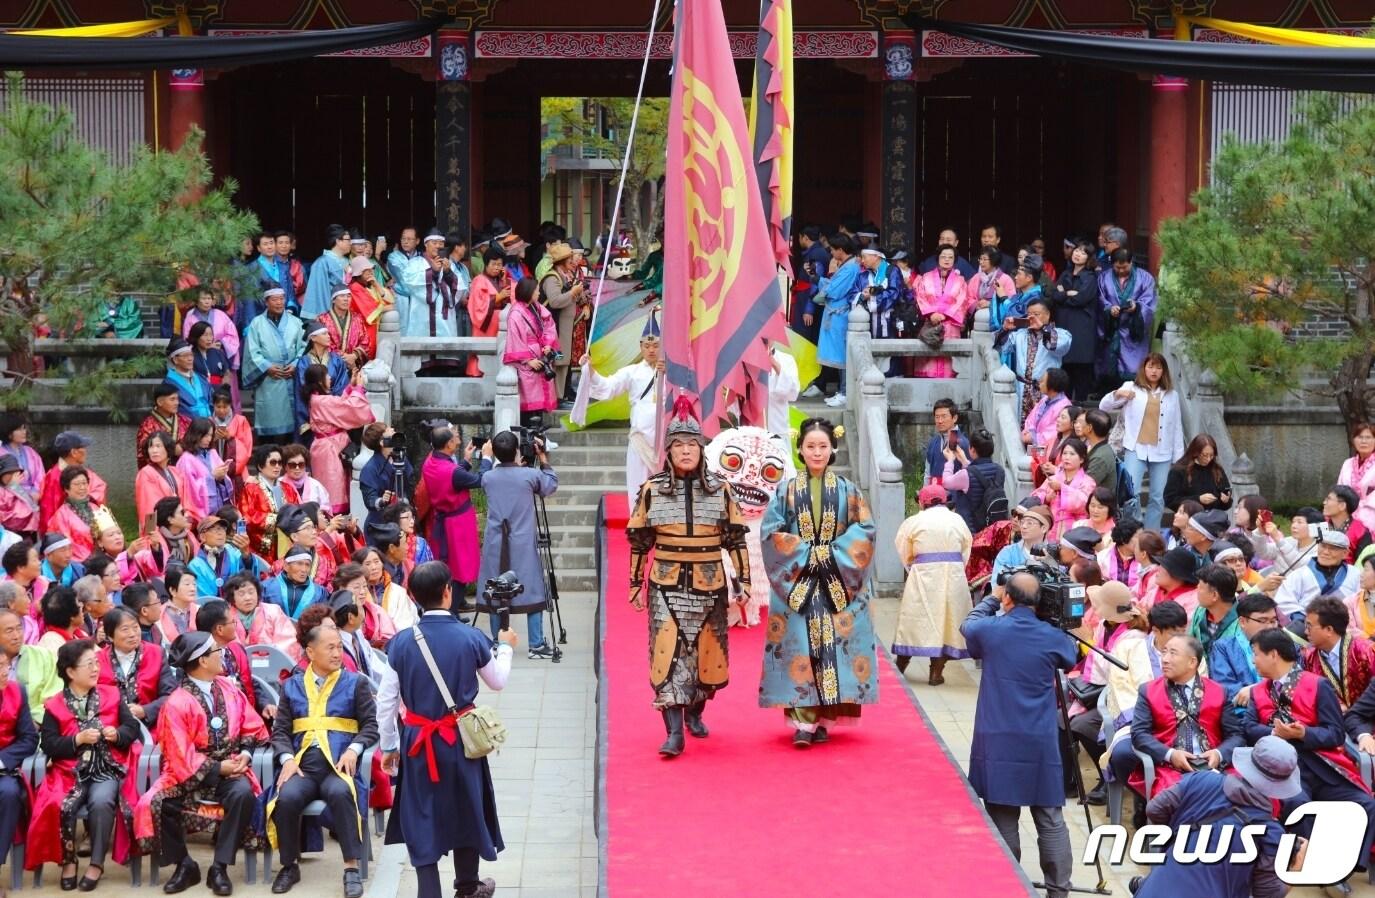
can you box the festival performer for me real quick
[580,311,666,502]
[27,639,142,888]
[420,425,492,611]
[236,445,300,563]
[304,365,375,514]
[704,426,794,627]
[766,345,800,439]
[135,631,269,896]
[163,338,214,421]
[759,418,880,747]
[0,646,38,884]
[266,622,376,898]
[379,561,514,898]
[626,397,750,758]
[242,287,305,443]
[302,226,351,319]
[892,483,975,685]
[400,230,459,340]
[465,249,510,376]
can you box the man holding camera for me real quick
[359,424,412,531]
[475,431,558,659]
[960,571,1078,898]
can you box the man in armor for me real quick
[626,395,750,758]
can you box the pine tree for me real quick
[0,72,258,409]
[1158,93,1375,432]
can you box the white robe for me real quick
[584,360,659,502]
[767,349,800,440]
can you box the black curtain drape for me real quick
[0,17,447,69]
[904,16,1375,93]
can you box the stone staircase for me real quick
[540,402,852,596]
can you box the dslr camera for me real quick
[995,559,1087,631]
[483,571,524,631]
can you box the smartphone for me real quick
[947,431,959,450]
[142,512,156,536]
[1258,508,1273,527]
[1011,316,1030,328]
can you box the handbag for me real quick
[411,624,508,759]
[1065,676,1104,709]
[918,317,946,349]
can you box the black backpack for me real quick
[968,464,1010,531]
[1114,456,1137,515]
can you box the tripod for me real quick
[533,492,568,662]
[1034,633,1127,897]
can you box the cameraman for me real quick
[475,430,558,660]
[961,571,1078,898]
[359,424,413,531]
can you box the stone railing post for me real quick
[1229,452,1260,508]
[846,302,871,401]
[990,367,1034,501]
[858,365,887,491]
[1194,369,1238,471]
[494,364,520,433]
[375,306,401,413]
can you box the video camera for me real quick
[995,559,1087,631]
[483,570,524,632]
[510,424,548,466]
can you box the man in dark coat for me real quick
[379,562,517,898]
[474,431,557,658]
[961,571,1078,898]
[0,647,39,874]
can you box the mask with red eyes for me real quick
[705,426,795,520]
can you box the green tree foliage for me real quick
[0,72,257,410]
[541,97,669,257]
[1158,93,1375,431]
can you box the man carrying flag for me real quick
[660,0,789,434]
[579,309,665,503]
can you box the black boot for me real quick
[161,858,201,895]
[684,701,709,738]
[658,707,685,757]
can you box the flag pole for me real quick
[571,0,663,427]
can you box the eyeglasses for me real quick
[1243,615,1278,626]
[78,657,101,669]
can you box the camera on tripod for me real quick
[995,560,1087,630]
[483,571,524,632]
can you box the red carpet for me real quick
[597,494,1034,897]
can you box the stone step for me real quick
[538,502,604,528]
[546,567,598,593]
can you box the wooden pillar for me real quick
[1147,17,1191,273]
[435,31,472,234]
[166,69,205,151]
[879,33,916,253]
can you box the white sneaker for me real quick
[542,437,559,451]
[801,385,823,399]
[824,392,847,408]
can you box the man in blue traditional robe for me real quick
[302,225,352,318]
[379,562,514,898]
[262,544,327,621]
[267,614,376,898]
[243,288,305,442]
[163,337,214,420]
[812,233,861,407]
[293,318,350,440]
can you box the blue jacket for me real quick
[1135,773,1285,898]
[359,453,413,531]
[798,243,833,317]
[961,597,1078,807]
[188,547,267,600]
[954,457,1004,533]
[925,427,968,485]
[1189,606,1255,714]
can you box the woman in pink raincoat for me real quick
[503,277,559,417]
[912,246,968,377]
[302,364,375,515]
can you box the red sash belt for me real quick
[403,705,472,783]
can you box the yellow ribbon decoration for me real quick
[265,667,364,849]
[1180,15,1375,49]
[10,18,175,37]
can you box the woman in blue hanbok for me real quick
[759,417,879,748]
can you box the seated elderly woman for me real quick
[28,638,142,890]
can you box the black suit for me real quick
[0,682,38,867]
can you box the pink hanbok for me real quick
[135,462,197,529]
[967,269,1016,323]
[1030,466,1096,539]
[235,601,299,658]
[176,448,232,523]
[914,268,968,377]
[183,306,241,409]
[0,443,44,498]
[308,385,376,514]
[0,483,38,533]
[504,300,559,412]
[1023,394,1072,454]
[1340,453,1375,532]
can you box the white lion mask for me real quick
[705,426,794,520]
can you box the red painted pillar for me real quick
[1147,74,1188,273]
[167,69,205,151]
